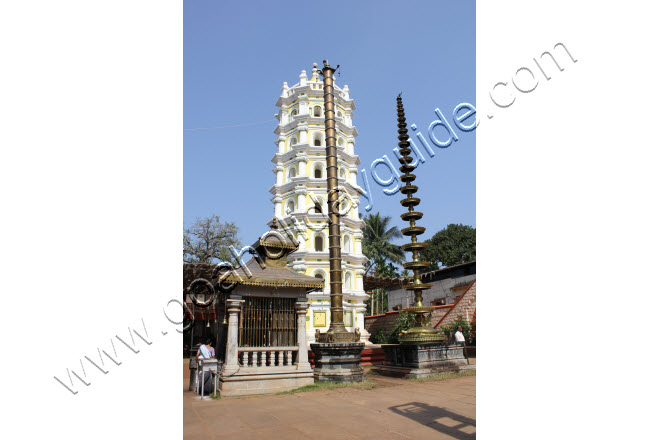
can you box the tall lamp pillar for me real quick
[316,60,356,343]
[396,94,445,344]
[310,60,364,383]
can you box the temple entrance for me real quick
[239,297,297,347]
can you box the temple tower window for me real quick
[344,271,352,290]
[313,132,323,147]
[314,234,324,252]
[313,163,323,179]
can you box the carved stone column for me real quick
[299,122,308,144]
[355,267,364,291]
[299,98,309,115]
[295,300,310,369]
[276,165,284,185]
[273,196,283,219]
[223,298,244,374]
[295,189,306,213]
[298,154,308,177]
[278,135,286,153]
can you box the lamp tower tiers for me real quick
[395,94,445,344]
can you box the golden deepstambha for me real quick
[396,94,445,343]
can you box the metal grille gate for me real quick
[239,297,296,347]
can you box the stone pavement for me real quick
[183,360,476,439]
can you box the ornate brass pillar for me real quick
[395,94,445,343]
[316,60,357,343]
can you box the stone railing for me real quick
[238,346,299,368]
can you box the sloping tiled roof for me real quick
[183,259,323,291]
[223,258,323,289]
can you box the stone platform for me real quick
[310,342,365,382]
[371,343,468,379]
[218,365,313,397]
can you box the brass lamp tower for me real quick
[396,94,445,344]
[315,60,359,343]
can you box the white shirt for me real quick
[196,345,212,392]
[455,330,465,343]
[198,344,212,359]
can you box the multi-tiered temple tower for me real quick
[270,64,370,344]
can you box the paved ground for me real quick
[183,360,475,439]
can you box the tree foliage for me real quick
[366,288,388,316]
[361,212,405,275]
[369,311,430,344]
[373,257,400,278]
[183,215,241,264]
[420,223,476,271]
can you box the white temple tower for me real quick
[270,64,370,344]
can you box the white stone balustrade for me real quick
[238,347,299,367]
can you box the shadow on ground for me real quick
[389,401,476,439]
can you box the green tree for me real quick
[361,212,405,275]
[420,224,476,271]
[367,288,389,316]
[183,215,241,264]
[373,256,401,278]
[368,312,430,344]
[366,259,405,315]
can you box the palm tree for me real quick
[361,212,405,275]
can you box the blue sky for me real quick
[184,0,475,248]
